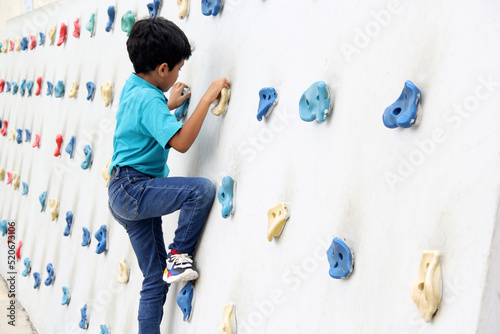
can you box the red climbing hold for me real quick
[0,120,7,136]
[30,35,36,50]
[16,241,22,261]
[0,79,4,93]
[35,77,42,96]
[57,23,67,46]
[73,18,80,38]
[54,134,63,156]
[32,134,41,148]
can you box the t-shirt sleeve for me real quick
[141,97,183,148]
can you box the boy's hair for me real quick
[127,17,192,74]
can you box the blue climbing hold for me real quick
[64,211,73,237]
[82,227,91,247]
[39,32,45,45]
[382,80,422,129]
[106,6,116,32]
[39,191,47,212]
[12,81,18,95]
[44,263,55,286]
[20,37,28,51]
[25,129,31,142]
[95,225,107,254]
[22,257,31,277]
[81,145,92,170]
[54,81,65,98]
[174,89,190,121]
[86,82,95,100]
[326,237,354,279]
[65,136,76,158]
[27,80,33,96]
[147,0,163,18]
[46,81,54,96]
[33,272,41,289]
[100,325,109,334]
[62,286,71,305]
[299,81,332,124]
[22,182,28,196]
[217,176,235,218]
[177,281,194,321]
[79,304,88,329]
[20,79,26,96]
[257,87,278,121]
[6,81,11,93]
[0,220,7,236]
[201,0,222,16]
[16,129,22,144]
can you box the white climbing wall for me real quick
[1,0,500,333]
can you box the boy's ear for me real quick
[157,63,170,77]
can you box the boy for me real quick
[107,17,230,333]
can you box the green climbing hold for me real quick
[121,11,136,37]
[86,13,96,37]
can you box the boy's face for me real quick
[158,59,184,92]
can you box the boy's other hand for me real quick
[168,82,191,110]
[202,78,230,105]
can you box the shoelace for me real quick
[171,253,193,265]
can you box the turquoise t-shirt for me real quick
[110,73,183,178]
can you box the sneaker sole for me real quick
[164,269,199,284]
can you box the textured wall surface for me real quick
[0,0,500,333]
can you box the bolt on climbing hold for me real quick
[39,191,47,212]
[22,182,29,196]
[20,79,26,96]
[79,304,89,329]
[64,211,73,236]
[411,250,442,323]
[16,129,22,144]
[68,80,79,98]
[12,173,20,190]
[100,325,110,334]
[0,41,5,53]
[217,176,235,218]
[44,263,55,285]
[102,159,111,187]
[100,81,113,107]
[72,18,80,38]
[22,258,31,277]
[106,6,115,32]
[20,37,28,51]
[46,81,54,96]
[86,13,96,37]
[0,220,7,236]
[33,272,41,289]
[65,136,76,158]
[117,258,130,284]
[16,241,22,260]
[29,35,36,50]
[49,198,59,221]
[0,79,4,93]
[81,145,93,170]
[177,281,194,321]
[14,37,21,51]
[8,129,16,141]
[12,81,18,95]
[62,286,71,305]
[0,168,4,181]
[326,237,354,279]
[174,89,190,121]
[219,303,236,334]
[147,0,163,18]
[82,227,91,247]
[32,134,41,148]
[86,82,95,100]
[202,0,223,16]
[267,202,289,242]
[121,11,136,37]
[48,26,56,45]
[57,23,67,46]
[35,77,42,96]
[5,82,11,93]
[94,225,108,254]
[178,0,189,19]
[257,87,278,121]
[54,134,63,157]
[212,88,230,116]
[39,32,45,45]
[27,80,33,96]
[6,172,12,184]
[26,127,32,140]
[9,39,14,51]
[54,80,65,98]
[299,81,333,124]
[383,80,422,128]
[0,120,7,136]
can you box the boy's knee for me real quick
[198,178,216,201]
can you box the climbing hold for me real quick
[39,191,47,212]
[0,41,4,53]
[174,89,190,121]
[121,11,136,37]
[8,129,16,141]
[20,37,28,51]
[68,80,79,98]
[102,159,111,187]
[12,81,18,95]
[62,286,71,305]
[202,0,223,16]
[5,82,11,93]
[12,173,20,190]
[20,79,27,96]
[0,168,4,181]
[27,80,33,96]
[39,32,45,45]
[64,211,73,237]
[326,237,354,279]
[267,202,289,242]
[25,129,31,142]
[22,182,28,196]
[54,80,65,98]
[94,225,108,254]
[211,88,230,116]
[177,281,194,321]
[79,305,89,329]
[46,81,54,96]
[82,227,91,247]
[299,81,333,124]
[29,35,36,50]
[0,79,4,93]
[16,241,22,260]
[35,77,42,96]
[86,13,96,37]
[72,18,80,38]
[54,134,63,157]
[178,0,189,19]
[100,325,109,334]
[219,303,235,334]
[106,6,115,32]
[0,220,7,236]
[217,176,235,218]
[16,129,22,144]
[9,40,14,51]
[383,80,422,128]
[14,37,21,51]
[22,257,31,277]
[100,81,113,107]
[32,134,41,148]
[257,87,278,121]
[411,250,442,323]
[49,198,59,221]
[117,258,129,284]
[81,145,93,170]
[86,82,95,100]
[48,26,56,45]
[6,172,12,184]
[147,0,163,18]
[33,272,41,289]
[57,23,67,46]
[44,263,55,285]
[65,136,76,158]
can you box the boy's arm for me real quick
[167,78,230,153]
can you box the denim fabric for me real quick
[108,166,215,334]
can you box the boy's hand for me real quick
[201,78,231,105]
[168,82,191,110]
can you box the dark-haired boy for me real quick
[108,17,229,333]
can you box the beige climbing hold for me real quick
[410,250,442,323]
[102,159,111,187]
[177,0,189,19]
[8,129,16,141]
[49,198,59,221]
[68,80,79,98]
[219,303,235,334]
[14,37,21,51]
[12,173,20,190]
[267,202,289,242]
[1,40,7,53]
[48,26,56,45]
[100,82,113,107]
[212,88,230,116]
[0,167,4,181]
[117,258,130,284]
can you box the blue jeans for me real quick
[108,166,215,334]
